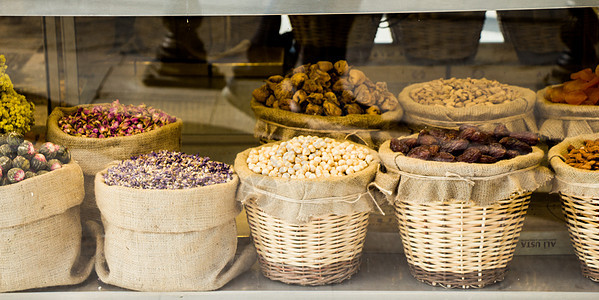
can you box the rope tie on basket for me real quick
[553,175,599,188]
[344,131,371,147]
[241,182,375,205]
[404,108,533,129]
[258,118,379,134]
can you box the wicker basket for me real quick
[388,12,485,65]
[245,200,369,285]
[561,194,599,281]
[289,14,382,64]
[394,193,531,288]
[497,9,569,65]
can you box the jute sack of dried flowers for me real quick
[46,105,183,224]
[92,170,256,291]
[398,83,537,133]
[537,87,599,141]
[0,163,94,292]
[252,98,405,149]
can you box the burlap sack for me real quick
[251,98,405,149]
[0,163,94,292]
[92,170,256,292]
[398,83,537,133]
[234,140,382,224]
[46,104,183,224]
[548,133,599,197]
[537,86,599,141]
[373,139,553,206]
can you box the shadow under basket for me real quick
[244,200,369,286]
[394,193,531,288]
[560,193,599,282]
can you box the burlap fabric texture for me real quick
[398,83,537,133]
[537,86,599,141]
[0,163,94,292]
[46,104,182,225]
[92,170,256,292]
[235,140,382,224]
[373,138,553,206]
[251,98,405,150]
[548,133,599,197]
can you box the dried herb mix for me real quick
[103,150,233,189]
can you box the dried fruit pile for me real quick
[563,139,599,170]
[408,77,521,108]
[0,55,35,134]
[103,150,233,189]
[0,132,71,185]
[247,135,375,178]
[58,100,177,138]
[545,66,599,105]
[390,124,539,163]
[252,60,399,116]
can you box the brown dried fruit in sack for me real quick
[252,85,271,103]
[469,143,490,155]
[440,139,469,153]
[333,78,353,93]
[470,130,492,144]
[324,92,340,106]
[380,93,399,111]
[303,79,323,94]
[433,152,456,162]
[500,137,532,154]
[487,143,507,158]
[272,100,280,109]
[390,138,411,154]
[401,137,418,148]
[345,103,364,115]
[274,78,294,100]
[266,75,284,90]
[308,93,324,105]
[293,64,309,74]
[293,90,308,104]
[479,155,497,164]
[458,126,477,140]
[317,61,334,72]
[291,72,308,88]
[334,60,349,76]
[366,105,381,115]
[305,103,323,115]
[355,85,376,106]
[509,131,539,146]
[279,98,301,113]
[323,101,343,116]
[310,69,331,86]
[417,134,439,146]
[376,82,388,92]
[505,149,520,159]
[265,95,276,107]
[349,69,366,86]
[407,146,433,160]
[493,124,510,138]
[340,90,355,104]
[457,147,482,163]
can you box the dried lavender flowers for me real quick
[103,150,233,189]
[58,100,177,138]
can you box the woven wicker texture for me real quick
[498,9,569,64]
[389,12,485,64]
[561,193,599,282]
[289,14,381,63]
[245,200,369,285]
[394,193,531,288]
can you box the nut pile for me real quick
[58,100,177,138]
[0,132,71,186]
[409,77,522,108]
[103,151,233,189]
[390,124,539,163]
[564,140,599,170]
[246,135,374,178]
[546,66,599,105]
[252,60,399,116]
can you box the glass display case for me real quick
[1,0,599,298]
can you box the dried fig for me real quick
[279,98,301,113]
[366,105,381,115]
[355,84,376,106]
[265,95,276,107]
[333,78,353,92]
[334,60,349,76]
[305,103,323,115]
[274,78,294,100]
[266,75,284,90]
[340,90,355,104]
[324,92,340,106]
[293,64,309,74]
[380,93,399,111]
[323,101,343,116]
[290,72,308,88]
[303,79,323,94]
[317,61,334,72]
[308,93,324,105]
[344,103,364,115]
[252,85,271,103]
[349,69,366,86]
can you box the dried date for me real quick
[457,148,482,163]
[390,138,411,154]
[440,139,469,153]
[509,131,539,146]
[417,134,439,146]
[499,137,532,154]
[407,146,432,160]
[433,152,456,162]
